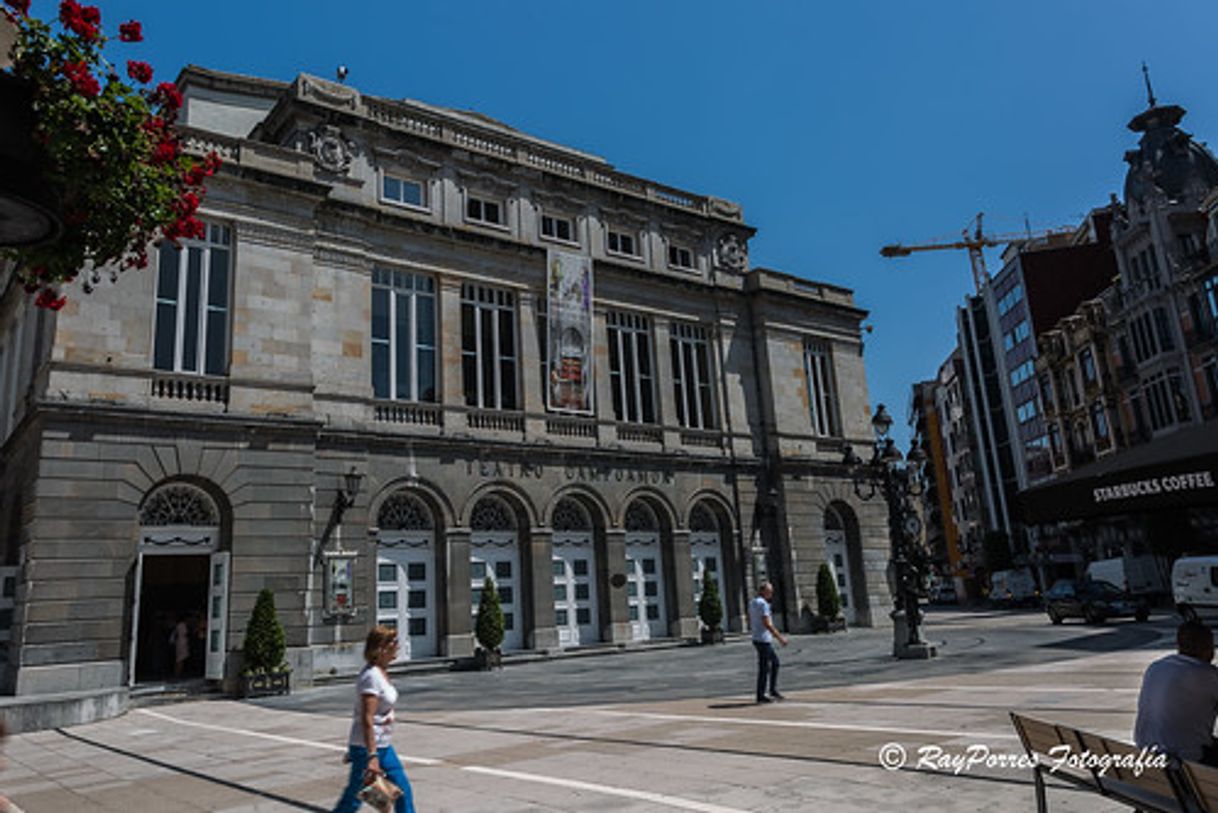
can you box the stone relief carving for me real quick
[708,196,743,221]
[715,233,749,272]
[306,125,357,175]
[139,484,219,527]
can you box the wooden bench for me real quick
[1010,712,1198,812]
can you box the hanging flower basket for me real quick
[1,0,220,310]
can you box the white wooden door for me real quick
[824,529,856,624]
[471,534,522,651]
[625,534,665,641]
[690,532,726,626]
[377,538,436,661]
[205,552,230,680]
[552,534,598,647]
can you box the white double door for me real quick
[625,533,666,641]
[552,534,598,648]
[825,529,857,624]
[690,533,726,624]
[376,536,436,661]
[471,533,522,651]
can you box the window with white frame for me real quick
[1090,401,1109,441]
[804,339,841,437]
[667,243,694,271]
[669,322,715,429]
[607,311,656,424]
[381,173,427,210]
[371,268,436,402]
[540,213,576,244]
[461,283,517,410]
[465,193,505,227]
[606,228,640,258]
[1078,348,1097,384]
[153,223,232,376]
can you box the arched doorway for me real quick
[469,495,522,651]
[132,483,226,685]
[551,497,599,648]
[375,491,437,661]
[824,505,858,625]
[689,502,726,624]
[624,500,666,641]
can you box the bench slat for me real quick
[1073,729,1178,801]
[1182,761,1218,813]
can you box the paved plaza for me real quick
[2,610,1175,811]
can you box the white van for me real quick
[1172,556,1218,621]
[989,567,1039,607]
[1086,555,1169,595]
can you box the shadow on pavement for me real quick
[1037,625,1162,652]
[54,728,329,812]
[706,702,758,710]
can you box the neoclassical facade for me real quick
[0,67,887,697]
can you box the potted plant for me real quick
[814,562,847,633]
[473,574,504,670]
[1,0,219,308]
[240,588,290,697]
[698,571,724,644]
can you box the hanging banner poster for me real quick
[547,249,594,413]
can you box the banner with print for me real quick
[547,249,594,413]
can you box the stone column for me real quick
[438,276,465,416]
[526,528,559,651]
[518,290,545,437]
[668,528,698,639]
[443,527,473,657]
[602,528,632,643]
[652,318,680,447]
[593,309,615,444]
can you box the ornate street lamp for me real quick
[841,404,936,659]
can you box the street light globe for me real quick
[871,404,893,438]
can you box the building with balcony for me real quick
[0,67,887,701]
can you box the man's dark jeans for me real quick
[754,640,779,700]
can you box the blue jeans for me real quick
[333,744,415,813]
[754,641,779,700]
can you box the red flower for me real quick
[62,61,100,97]
[118,20,142,41]
[184,163,207,186]
[58,0,98,39]
[154,81,182,111]
[126,60,153,84]
[4,0,30,16]
[151,137,178,165]
[175,192,200,215]
[34,289,68,311]
[80,4,99,24]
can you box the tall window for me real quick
[804,339,840,436]
[670,322,715,429]
[1090,402,1109,442]
[607,311,655,423]
[1078,348,1097,385]
[461,283,517,410]
[154,223,231,375]
[371,268,436,401]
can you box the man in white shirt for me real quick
[1134,619,1218,764]
[749,582,788,704]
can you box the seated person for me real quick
[1134,619,1218,765]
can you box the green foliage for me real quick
[982,530,1014,573]
[698,571,723,631]
[475,575,505,653]
[816,563,842,620]
[242,588,287,675]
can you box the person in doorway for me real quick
[332,626,416,813]
[169,614,190,679]
[1134,619,1218,765]
[749,581,788,703]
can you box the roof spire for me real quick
[1141,62,1157,108]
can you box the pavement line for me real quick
[462,765,753,813]
[844,684,1138,694]
[584,709,1020,740]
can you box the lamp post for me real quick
[841,404,936,660]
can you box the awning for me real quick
[1017,422,1218,523]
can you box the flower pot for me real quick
[0,73,62,246]
[473,647,502,671]
[700,627,725,645]
[240,671,290,698]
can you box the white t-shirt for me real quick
[1134,653,1218,761]
[749,595,772,644]
[348,665,399,749]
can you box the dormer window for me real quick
[540,213,576,244]
[382,174,426,209]
[466,194,505,227]
[667,244,694,271]
[606,229,640,258]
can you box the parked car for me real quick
[1172,556,1218,622]
[930,583,958,605]
[1044,578,1150,625]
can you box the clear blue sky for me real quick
[84,0,1218,444]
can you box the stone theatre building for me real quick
[0,67,887,699]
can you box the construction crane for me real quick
[880,212,1072,292]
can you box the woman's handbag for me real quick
[357,769,403,813]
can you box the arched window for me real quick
[552,498,591,532]
[377,492,434,531]
[689,503,718,532]
[470,495,518,531]
[624,501,659,532]
[824,505,844,531]
[140,484,219,526]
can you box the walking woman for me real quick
[332,626,416,813]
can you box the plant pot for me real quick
[473,647,502,671]
[240,671,290,698]
[810,616,848,634]
[0,73,62,246]
[700,627,725,645]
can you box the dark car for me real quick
[1044,578,1150,625]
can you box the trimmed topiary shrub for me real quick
[817,562,842,621]
[475,575,505,654]
[698,571,724,633]
[242,588,287,675]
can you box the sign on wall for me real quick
[324,552,356,617]
[547,249,594,414]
